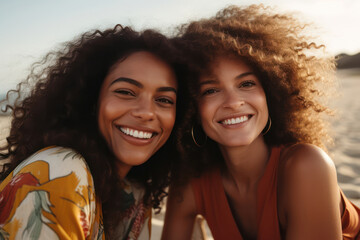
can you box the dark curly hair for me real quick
[0,24,186,238]
[172,4,336,183]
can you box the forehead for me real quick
[105,51,177,87]
[200,56,254,79]
[215,55,252,71]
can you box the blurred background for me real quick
[1,0,359,238]
[1,0,360,96]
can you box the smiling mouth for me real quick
[220,115,252,125]
[116,126,157,139]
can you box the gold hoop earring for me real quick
[191,125,207,147]
[262,117,272,136]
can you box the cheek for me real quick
[252,91,269,127]
[97,98,119,135]
[255,92,268,114]
[99,98,124,118]
[156,107,176,139]
[197,101,216,139]
[163,109,176,133]
[198,101,214,125]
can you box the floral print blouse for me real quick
[0,146,151,240]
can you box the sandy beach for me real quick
[329,69,360,206]
[0,69,359,239]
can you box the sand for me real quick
[329,69,360,206]
[0,69,359,239]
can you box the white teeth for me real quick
[222,116,249,125]
[119,127,153,139]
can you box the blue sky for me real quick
[1,0,360,96]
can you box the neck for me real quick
[220,136,270,188]
[116,163,132,179]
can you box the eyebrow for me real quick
[199,72,256,86]
[235,72,255,79]
[110,77,143,88]
[110,77,177,94]
[157,87,177,94]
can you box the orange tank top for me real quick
[191,147,360,239]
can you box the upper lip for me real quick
[217,113,253,123]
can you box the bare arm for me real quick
[279,144,342,240]
[161,181,198,240]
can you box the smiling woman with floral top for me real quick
[0,25,185,239]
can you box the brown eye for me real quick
[156,97,174,105]
[240,80,256,88]
[114,89,135,96]
[201,88,219,96]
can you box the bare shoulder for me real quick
[279,143,336,179]
[277,144,342,238]
[278,143,339,201]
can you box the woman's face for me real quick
[98,51,177,175]
[197,56,268,149]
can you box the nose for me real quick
[222,90,245,110]
[131,97,155,121]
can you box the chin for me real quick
[129,159,150,167]
[114,152,153,167]
[220,139,256,148]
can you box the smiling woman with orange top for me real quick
[162,5,360,240]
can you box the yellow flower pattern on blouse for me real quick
[0,146,152,240]
[0,146,104,240]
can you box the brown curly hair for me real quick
[0,24,186,238]
[172,4,336,182]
